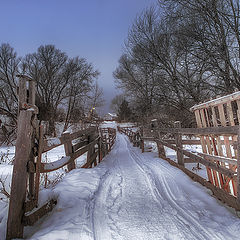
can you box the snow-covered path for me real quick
[26,133,240,239]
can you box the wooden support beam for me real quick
[28,80,36,105]
[150,125,239,136]
[155,139,235,179]
[174,121,184,166]
[34,125,44,205]
[141,137,201,145]
[6,110,34,240]
[190,91,240,111]
[237,126,240,202]
[72,140,88,152]
[18,77,27,114]
[198,153,237,166]
[62,132,75,171]
[23,199,57,226]
[42,137,62,153]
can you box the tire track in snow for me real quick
[122,136,209,240]
[92,133,234,240]
[126,135,231,240]
[92,135,125,240]
[93,134,189,239]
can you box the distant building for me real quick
[104,113,117,121]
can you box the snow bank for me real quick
[24,168,102,239]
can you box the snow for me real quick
[46,137,61,147]
[23,132,240,240]
[1,122,240,239]
[100,121,117,129]
[0,143,87,239]
[43,156,71,171]
[190,90,240,111]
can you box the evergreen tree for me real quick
[117,99,132,122]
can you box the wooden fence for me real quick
[118,123,240,211]
[6,76,116,240]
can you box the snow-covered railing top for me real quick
[190,91,240,111]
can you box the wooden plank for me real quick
[153,126,239,135]
[202,109,220,188]
[190,91,240,112]
[236,100,240,124]
[215,104,231,192]
[35,125,44,203]
[24,200,38,213]
[23,199,57,226]
[18,77,27,114]
[40,156,71,173]
[60,127,96,143]
[84,150,98,168]
[227,102,238,157]
[157,141,166,158]
[98,138,102,162]
[218,104,236,195]
[155,139,236,179]
[73,144,90,160]
[211,106,223,156]
[6,110,33,240]
[184,158,196,163]
[42,138,61,153]
[141,137,201,145]
[174,121,184,166]
[69,127,96,141]
[198,153,237,166]
[237,126,240,201]
[62,132,75,171]
[227,103,238,196]
[72,140,88,152]
[198,109,214,185]
[28,80,36,105]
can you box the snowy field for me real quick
[1,121,240,239]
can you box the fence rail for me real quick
[118,124,240,211]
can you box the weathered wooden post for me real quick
[156,140,166,158]
[34,125,44,204]
[237,125,240,202]
[140,127,145,153]
[27,79,37,201]
[174,121,184,166]
[6,76,36,240]
[98,137,103,162]
[62,132,75,171]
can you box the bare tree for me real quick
[114,1,240,126]
[0,43,20,124]
[22,45,99,135]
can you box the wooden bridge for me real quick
[5,75,240,239]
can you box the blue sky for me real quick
[0,0,157,114]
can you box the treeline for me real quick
[0,43,104,137]
[114,0,240,127]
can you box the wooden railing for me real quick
[118,123,240,211]
[6,75,116,240]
